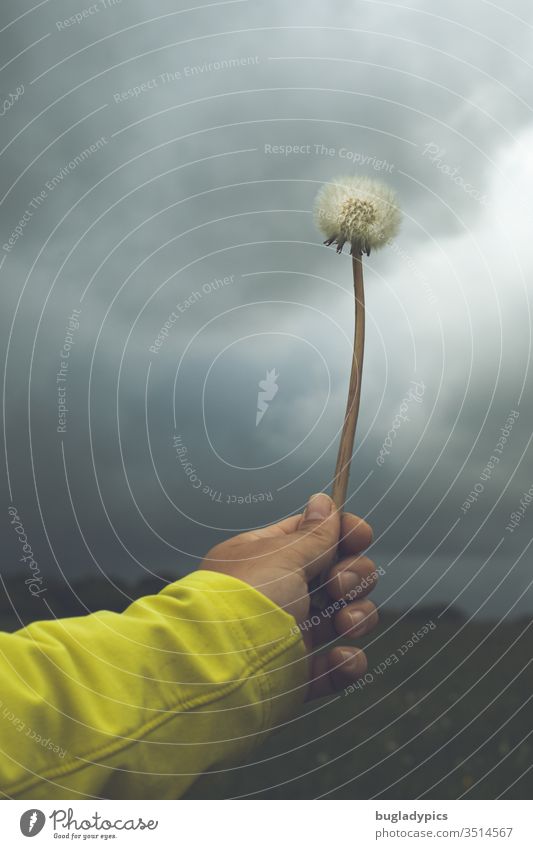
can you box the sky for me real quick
[1,0,532,619]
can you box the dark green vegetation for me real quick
[1,574,531,800]
[222,611,533,800]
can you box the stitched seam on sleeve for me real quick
[4,626,303,797]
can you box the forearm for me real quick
[0,571,307,799]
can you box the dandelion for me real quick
[314,175,401,256]
[314,175,401,509]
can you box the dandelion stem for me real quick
[332,250,365,508]
[310,252,365,609]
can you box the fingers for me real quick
[329,646,368,692]
[214,507,372,559]
[326,555,379,602]
[306,646,368,700]
[302,591,379,700]
[323,599,378,643]
[291,508,372,557]
[290,494,342,580]
[305,599,377,699]
[334,598,379,638]
[338,513,373,556]
[306,597,378,647]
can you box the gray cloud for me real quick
[1,0,532,618]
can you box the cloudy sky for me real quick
[1,0,532,619]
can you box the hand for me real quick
[200,492,379,699]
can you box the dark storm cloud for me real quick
[1,0,532,617]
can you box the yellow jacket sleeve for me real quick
[0,571,308,799]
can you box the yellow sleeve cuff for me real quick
[170,570,309,733]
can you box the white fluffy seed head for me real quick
[314,175,401,255]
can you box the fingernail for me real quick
[340,649,358,673]
[340,571,361,597]
[349,609,366,630]
[304,493,333,521]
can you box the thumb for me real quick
[292,493,341,580]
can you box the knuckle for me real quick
[364,599,377,613]
[355,648,368,674]
[355,555,376,571]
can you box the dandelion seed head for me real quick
[314,175,401,255]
